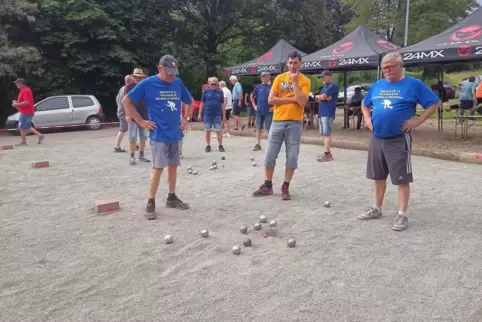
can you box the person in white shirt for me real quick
[219,81,233,137]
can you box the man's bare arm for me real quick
[361,101,371,121]
[199,102,204,116]
[184,102,194,119]
[13,100,30,108]
[268,91,295,105]
[292,82,309,106]
[415,102,440,124]
[250,95,256,109]
[122,96,143,123]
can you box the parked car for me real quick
[182,99,202,121]
[337,83,371,105]
[442,81,456,99]
[6,95,105,131]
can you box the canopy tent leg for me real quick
[343,71,348,129]
[439,66,444,132]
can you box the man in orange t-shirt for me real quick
[252,51,311,200]
[12,78,44,145]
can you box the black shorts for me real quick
[460,100,474,109]
[225,109,231,120]
[233,101,241,116]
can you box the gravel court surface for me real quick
[0,132,481,322]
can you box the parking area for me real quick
[1,130,481,322]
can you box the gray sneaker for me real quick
[144,199,157,220]
[138,155,150,163]
[253,144,261,151]
[129,156,136,165]
[357,207,383,220]
[38,135,45,144]
[392,214,408,231]
[166,197,189,210]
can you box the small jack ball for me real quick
[232,245,241,255]
[259,215,267,223]
[243,238,252,247]
[239,226,248,234]
[324,201,331,208]
[254,223,262,230]
[287,238,296,248]
[164,234,174,244]
[200,229,209,238]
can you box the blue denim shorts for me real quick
[18,113,34,130]
[247,105,256,117]
[264,121,303,169]
[128,122,147,142]
[204,115,222,132]
[319,117,334,136]
[256,114,273,130]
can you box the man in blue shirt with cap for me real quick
[315,70,339,162]
[251,71,273,151]
[123,55,194,220]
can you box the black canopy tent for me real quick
[397,8,482,66]
[395,8,482,131]
[300,25,400,72]
[224,39,306,77]
[300,25,400,127]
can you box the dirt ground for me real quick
[1,130,481,322]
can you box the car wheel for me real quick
[86,116,102,130]
[193,110,200,122]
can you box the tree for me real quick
[342,0,479,44]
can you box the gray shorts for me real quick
[367,133,413,185]
[128,122,147,142]
[151,140,181,169]
[118,114,127,132]
[264,121,303,169]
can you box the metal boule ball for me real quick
[239,225,248,234]
[221,156,225,160]
[200,229,209,238]
[187,169,193,174]
[192,170,198,175]
[213,164,217,169]
[259,215,267,223]
[232,245,241,255]
[209,166,215,170]
[269,220,277,227]
[252,162,257,167]
[187,165,192,170]
[250,156,254,161]
[243,238,252,247]
[212,160,217,165]
[324,201,331,208]
[287,238,296,248]
[164,234,174,244]
[254,223,262,230]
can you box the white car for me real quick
[337,84,371,105]
[6,95,105,131]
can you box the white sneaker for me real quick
[212,134,217,138]
[225,133,232,137]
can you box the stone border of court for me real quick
[467,303,482,322]
[218,129,482,166]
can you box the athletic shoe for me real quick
[218,145,225,152]
[317,153,333,162]
[392,214,408,231]
[166,196,189,210]
[38,135,45,144]
[138,155,150,163]
[253,144,261,151]
[145,199,157,220]
[357,207,383,220]
[114,147,127,153]
[224,133,232,138]
[252,184,273,197]
[129,156,136,165]
[205,145,211,152]
[212,134,217,138]
[281,185,291,200]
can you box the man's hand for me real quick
[253,105,257,111]
[198,114,203,122]
[180,118,189,132]
[364,118,373,131]
[139,119,156,130]
[126,116,133,124]
[290,72,299,83]
[401,118,421,132]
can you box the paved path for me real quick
[0,132,481,321]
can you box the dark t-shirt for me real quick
[126,83,148,120]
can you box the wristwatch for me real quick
[185,116,191,122]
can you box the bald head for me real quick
[125,75,134,85]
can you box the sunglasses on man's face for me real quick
[210,83,218,86]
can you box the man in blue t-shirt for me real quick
[251,71,273,151]
[315,70,339,162]
[123,55,194,220]
[199,77,226,152]
[358,52,440,232]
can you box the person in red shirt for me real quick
[12,78,45,145]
